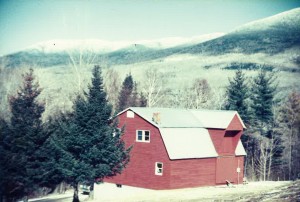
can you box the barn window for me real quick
[136,130,150,142]
[126,111,134,118]
[155,162,163,175]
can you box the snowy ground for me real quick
[30,180,300,202]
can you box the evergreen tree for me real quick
[224,69,250,124]
[60,66,131,202]
[34,113,74,191]
[130,82,139,107]
[117,74,145,112]
[248,69,279,181]
[117,74,134,111]
[139,92,147,107]
[276,91,300,180]
[0,118,10,201]
[1,69,46,202]
[250,69,277,126]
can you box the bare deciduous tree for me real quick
[142,68,167,107]
[182,78,212,109]
[103,68,121,112]
[67,48,96,91]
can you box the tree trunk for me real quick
[88,182,94,201]
[288,131,292,180]
[22,196,28,202]
[267,136,274,180]
[72,184,80,202]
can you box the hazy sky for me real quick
[0,0,299,56]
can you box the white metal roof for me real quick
[190,110,246,129]
[129,107,203,128]
[235,140,247,156]
[159,128,218,159]
[117,107,247,159]
[127,107,246,129]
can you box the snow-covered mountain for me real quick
[24,33,224,54]
[179,8,300,55]
[232,8,300,33]
[1,8,299,68]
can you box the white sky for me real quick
[0,0,299,56]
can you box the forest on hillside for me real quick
[0,61,299,202]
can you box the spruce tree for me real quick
[139,92,147,107]
[225,69,250,124]
[250,69,277,126]
[249,69,279,180]
[277,91,300,180]
[117,74,134,112]
[1,69,46,202]
[61,66,131,201]
[0,118,10,201]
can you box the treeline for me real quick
[224,70,300,181]
[115,67,300,181]
[0,66,131,202]
[0,64,299,201]
[105,67,223,112]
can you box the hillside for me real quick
[179,8,300,55]
[1,8,300,119]
[0,34,223,68]
[1,8,300,69]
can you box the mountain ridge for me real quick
[1,8,299,69]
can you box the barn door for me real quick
[216,156,236,184]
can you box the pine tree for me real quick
[224,69,250,124]
[1,69,46,202]
[250,69,277,126]
[0,118,10,201]
[276,91,300,180]
[117,74,134,112]
[139,92,147,107]
[60,66,131,202]
[117,74,145,111]
[248,69,279,181]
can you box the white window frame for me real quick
[126,111,134,118]
[155,162,163,176]
[136,130,150,143]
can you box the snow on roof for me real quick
[128,107,203,128]
[118,108,247,159]
[127,107,245,129]
[190,110,246,129]
[235,140,247,156]
[159,128,218,159]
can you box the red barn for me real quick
[105,107,246,190]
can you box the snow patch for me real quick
[232,8,300,33]
[24,33,225,54]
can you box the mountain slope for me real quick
[1,8,299,68]
[180,8,300,55]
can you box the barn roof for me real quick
[117,107,247,158]
[159,128,218,159]
[235,140,247,156]
[126,107,246,129]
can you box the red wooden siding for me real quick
[216,156,244,184]
[105,110,171,189]
[105,109,245,189]
[227,114,244,131]
[208,129,225,155]
[208,114,243,156]
[169,158,216,189]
